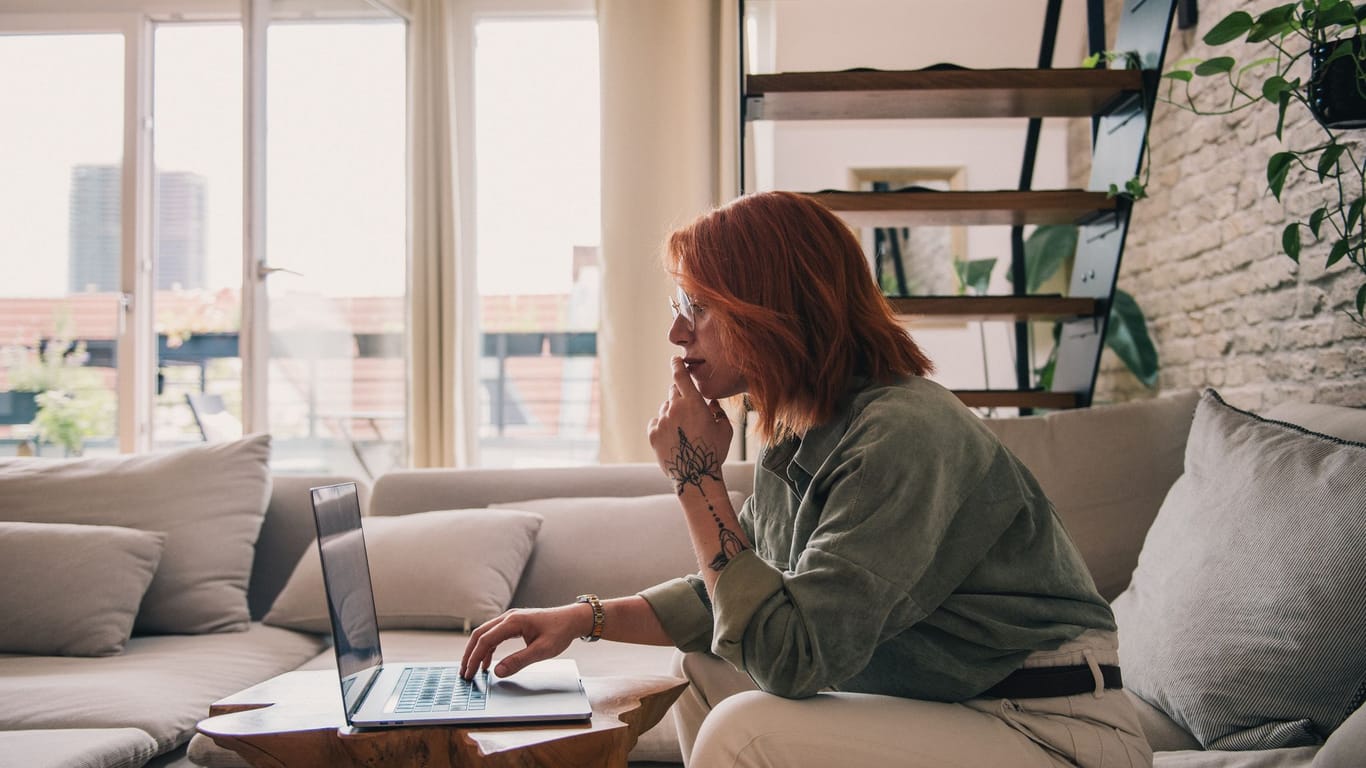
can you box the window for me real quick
[151,24,243,449]
[0,33,124,457]
[0,8,409,479]
[474,15,601,468]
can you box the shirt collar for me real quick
[760,376,870,498]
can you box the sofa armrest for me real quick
[249,474,368,620]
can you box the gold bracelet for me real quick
[575,593,604,642]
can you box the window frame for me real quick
[0,1,407,455]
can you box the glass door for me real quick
[262,17,409,479]
[151,23,245,450]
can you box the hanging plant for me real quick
[1161,0,1366,323]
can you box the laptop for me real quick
[308,482,594,728]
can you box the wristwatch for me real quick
[575,593,604,642]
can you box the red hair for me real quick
[665,191,933,442]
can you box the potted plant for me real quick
[3,319,114,456]
[1161,0,1366,322]
[1022,225,1159,390]
[950,227,1159,395]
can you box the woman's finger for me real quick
[461,613,522,677]
[670,356,705,402]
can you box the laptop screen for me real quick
[310,483,384,718]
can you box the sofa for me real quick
[1,388,1362,768]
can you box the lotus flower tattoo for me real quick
[668,428,745,571]
[668,427,722,495]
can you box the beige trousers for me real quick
[672,630,1152,768]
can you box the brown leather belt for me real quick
[981,664,1123,699]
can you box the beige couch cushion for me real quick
[0,623,325,755]
[1264,400,1366,442]
[493,492,747,608]
[0,435,273,635]
[983,391,1200,600]
[0,522,165,656]
[0,728,159,768]
[1113,390,1366,750]
[263,508,543,633]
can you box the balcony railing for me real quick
[3,330,599,463]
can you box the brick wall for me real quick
[1071,0,1365,411]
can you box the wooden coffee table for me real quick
[197,669,688,768]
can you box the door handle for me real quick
[256,263,304,280]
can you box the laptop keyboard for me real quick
[394,667,488,713]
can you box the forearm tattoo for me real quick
[667,427,747,571]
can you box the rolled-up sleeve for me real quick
[638,575,714,653]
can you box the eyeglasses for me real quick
[668,287,705,331]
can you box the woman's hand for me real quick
[459,604,589,679]
[648,356,733,485]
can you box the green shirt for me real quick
[639,375,1115,701]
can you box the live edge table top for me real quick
[197,669,688,768]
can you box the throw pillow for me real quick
[0,434,272,635]
[0,521,165,656]
[1111,389,1366,750]
[490,492,748,608]
[263,508,543,633]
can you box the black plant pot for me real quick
[1309,35,1366,129]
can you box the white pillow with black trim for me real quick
[1112,389,1366,750]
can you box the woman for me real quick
[461,191,1151,768]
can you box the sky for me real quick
[0,16,600,300]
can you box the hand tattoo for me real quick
[666,427,722,495]
[667,428,746,572]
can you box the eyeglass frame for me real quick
[668,287,706,331]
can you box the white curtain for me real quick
[408,0,478,467]
[596,0,738,463]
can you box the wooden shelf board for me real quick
[746,68,1142,120]
[953,390,1081,410]
[804,189,1116,227]
[888,295,1101,321]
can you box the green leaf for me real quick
[1318,144,1346,180]
[1248,4,1299,41]
[1328,238,1350,267]
[1022,225,1078,293]
[1204,11,1255,45]
[1262,75,1292,101]
[1318,0,1358,28]
[1356,283,1366,318]
[1267,152,1294,200]
[1283,222,1302,262]
[1194,57,1237,76]
[1105,290,1159,389]
[1163,70,1194,82]
[1310,206,1329,238]
[1081,52,1101,69]
[952,258,997,296]
[1034,324,1062,390]
[1349,197,1366,230]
